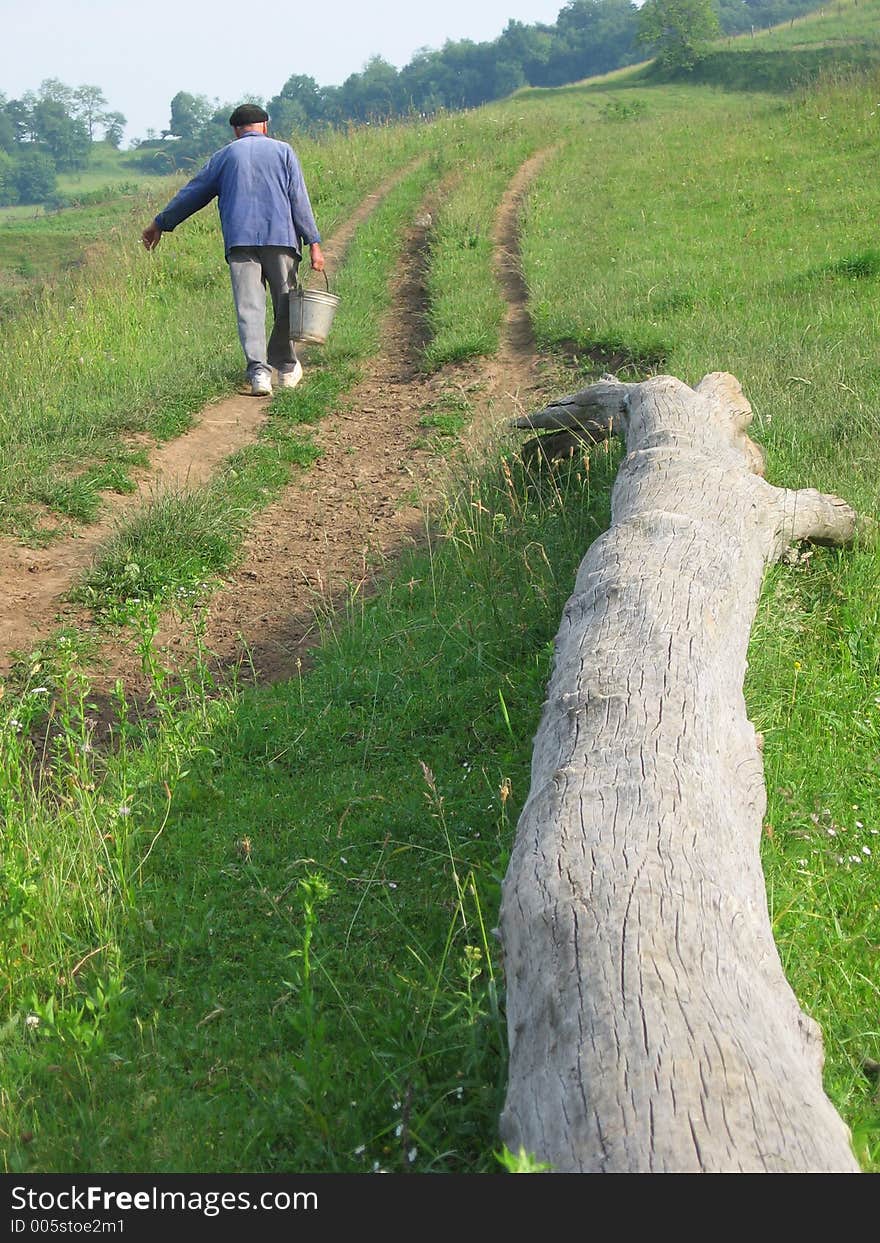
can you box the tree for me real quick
[267,75,325,137]
[0,149,18,205]
[338,56,402,122]
[638,0,720,70]
[38,77,76,111]
[551,0,641,84]
[5,93,38,144]
[0,94,15,153]
[102,111,127,148]
[13,148,56,203]
[167,91,214,140]
[73,84,108,140]
[31,97,90,171]
[398,47,456,114]
[497,18,555,82]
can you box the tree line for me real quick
[0,80,125,206]
[136,0,824,172]
[3,0,823,199]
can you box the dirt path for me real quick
[0,150,557,689]
[0,167,413,671]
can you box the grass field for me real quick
[1,3,878,1175]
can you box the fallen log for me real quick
[499,372,860,1173]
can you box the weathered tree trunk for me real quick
[499,373,860,1173]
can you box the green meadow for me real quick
[1,3,878,1173]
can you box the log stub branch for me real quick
[499,372,859,1173]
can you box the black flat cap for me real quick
[229,103,269,126]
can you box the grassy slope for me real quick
[2,10,879,1173]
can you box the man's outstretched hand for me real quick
[142,221,162,251]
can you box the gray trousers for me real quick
[228,245,300,378]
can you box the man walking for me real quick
[142,103,325,396]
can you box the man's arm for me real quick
[309,242,325,272]
[141,156,220,250]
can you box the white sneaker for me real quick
[277,361,304,390]
[250,370,272,396]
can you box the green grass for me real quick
[0,442,620,1173]
[421,113,551,370]
[748,544,880,1165]
[520,72,880,504]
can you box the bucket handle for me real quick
[296,269,331,294]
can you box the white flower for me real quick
[354,1145,365,1156]
[862,847,871,856]
[26,1014,40,1029]
[394,1123,403,1138]
[407,1147,418,1164]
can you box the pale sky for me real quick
[0,0,570,143]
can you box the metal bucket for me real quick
[289,271,340,344]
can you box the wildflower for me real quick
[849,855,862,864]
[29,687,49,696]
[388,882,397,890]
[862,847,871,856]
[354,1145,366,1156]
[827,828,837,837]
[118,805,131,817]
[407,1147,418,1164]
[395,1123,403,1138]
[26,1014,40,1029]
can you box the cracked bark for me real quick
[499,372,860,1173]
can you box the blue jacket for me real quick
[155,132,321,258]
